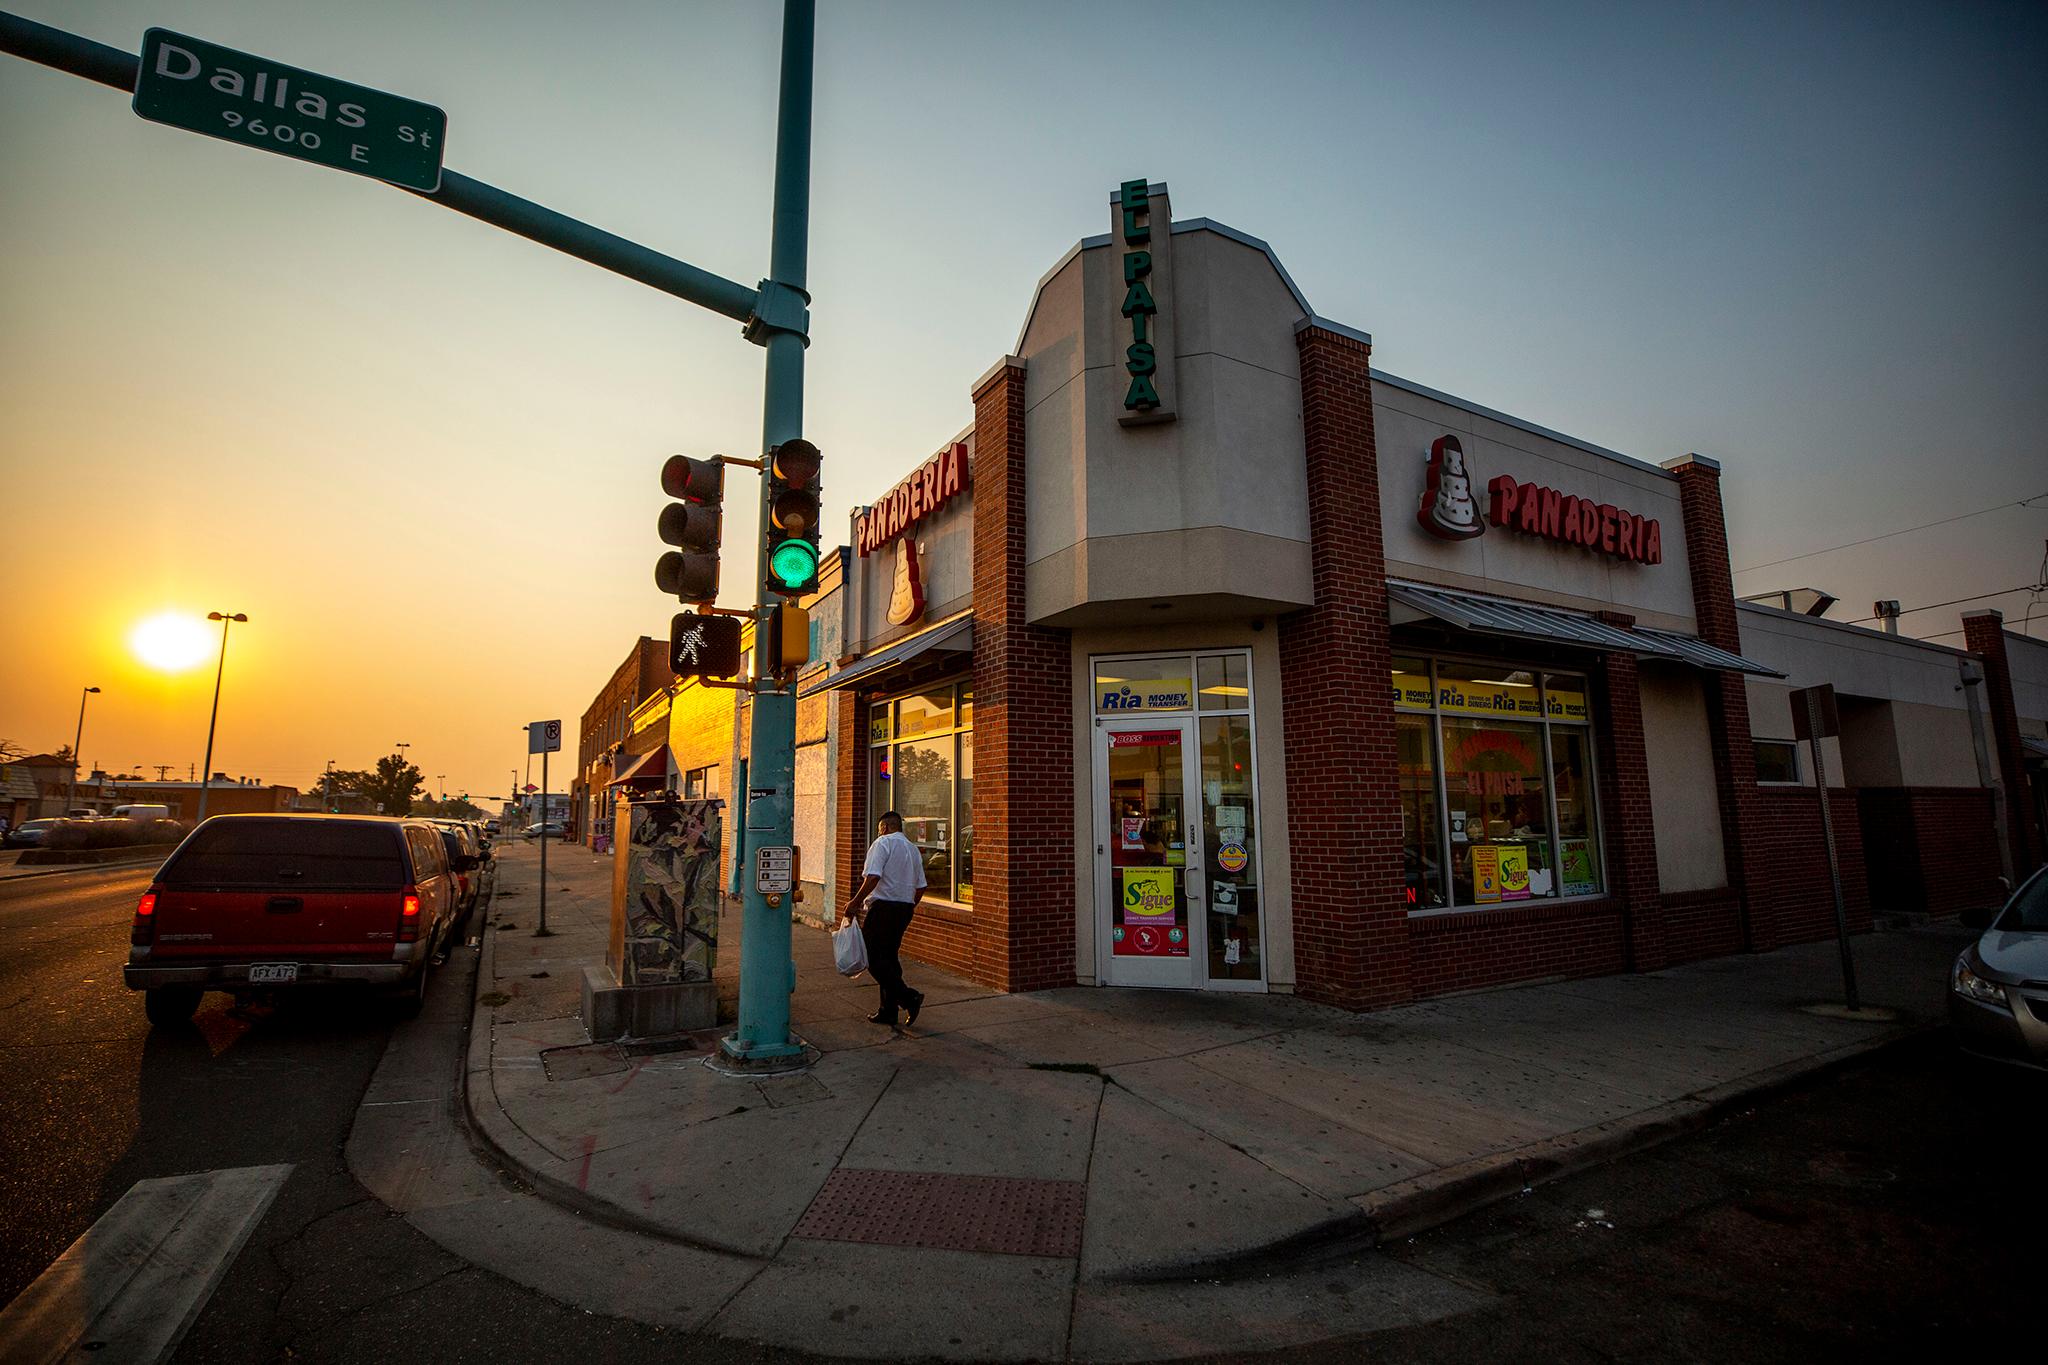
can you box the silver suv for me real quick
[1949,868,2048,1070]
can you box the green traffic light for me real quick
[769,537,818,588]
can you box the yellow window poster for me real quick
[1119,867,1178,923]
[1470,845,1501,903]
[1099,678,1194,712]
[1497,843,1530,900]
[1391,668,1433,711]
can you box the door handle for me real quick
[266,896,303,913]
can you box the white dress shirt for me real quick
[862,829,928,904]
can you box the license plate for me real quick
[248,963,298,984]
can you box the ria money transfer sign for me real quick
[134,29,446,191]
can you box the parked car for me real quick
[124,814,462,1025]
[428,821,486,925]
[522,821,567,840]
[112,803,173,822]
[1949,869,2048,1070]
[3,817,62,848]
[485,819,502,836]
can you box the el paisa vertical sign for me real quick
[1114,179,1176,426]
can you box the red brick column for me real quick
[970,358,1075,992]
[1591,612,1667,970]
[1279,322,1409,1010]
[1663,454,1775,950]
[1962,610,2042,876]
[831,690,866,914]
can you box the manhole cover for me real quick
[541,1042,628,1082]
[793,1169,1085,1258]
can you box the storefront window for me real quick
[1200,715,1260,979]
[1397,713,1446,909]
[1442,718,1553,903]
[870,679,971,906]
[1396,657,1603,909]
[1095,657,1197,713]
[1198,655,1250,711]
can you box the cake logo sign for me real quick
[1417,435,1486,541]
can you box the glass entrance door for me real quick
[1094,718,1203,988]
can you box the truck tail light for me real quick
[398,889,422,944]
[131,890,158,946]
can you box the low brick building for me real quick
[744,180,2048,1010]
[572,637,676,847]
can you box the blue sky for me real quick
[3,0,2044,793]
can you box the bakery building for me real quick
[770,181,2046,1009]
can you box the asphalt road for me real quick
[1,862,2034,1360]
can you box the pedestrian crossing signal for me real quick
[670,612,744,680]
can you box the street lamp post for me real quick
[194,612,248,825]
[64,685,101,813]
[324,758,337,812]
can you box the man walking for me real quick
[840,810,926,1027]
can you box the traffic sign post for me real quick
[133,29,445,190]
[1792,684,1858,1011]
[528,719,561,938]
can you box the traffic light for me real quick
[670,611,745,681]
[656,455,724,604]
[763,438,821,596]
[764,604,811,675]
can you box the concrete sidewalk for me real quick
[460,840,1968,1360]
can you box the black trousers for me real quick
[862,899,917,1016]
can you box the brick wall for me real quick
[1665,457,1772,949]
[1751,786,1872,943]
[1591,614,1668,970]
[1278,324,1410,1010]
[1660,889,1747,965]
[1962,611,2042,876]
[1855,786,2005,917]
[1408,900,1627,995]
[967,358,1076,992]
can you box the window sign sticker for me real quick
[1216,842,1248,874]
[1114,867,1187,957]
[1470,845,1502,903]
[1561,838,1597,896]
[1120,816,1144,850]
[1497,844,1530,901]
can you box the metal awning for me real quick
[606,746,672,787]
[2022,734,2048,762]
[1629,625,1784,677]
[1388,581,1783,677]
[803,615,973,697]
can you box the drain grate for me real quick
[792,1169,1085,1258]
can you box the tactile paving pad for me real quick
[791,1169,1085,1258]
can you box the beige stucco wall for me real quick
[1374,379,1698,633]
[1018,226,1315,625]
[1066,622,1294,991]
[1739,602,1986,789]
[1638,663,1728,893]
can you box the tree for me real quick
[319,768,371,812]
[0,739,26,764]
[358,754,425,816]
[413,795,485,820]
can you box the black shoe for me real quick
[904,991,925,1026]
[866,1010,900,1026]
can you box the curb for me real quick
[453,871,761,1263]
[1110,1020,1937,1284]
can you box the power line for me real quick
[1844,582,2045,624]
[1735,491,2048,575]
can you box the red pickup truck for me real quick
[125,814,465,1025]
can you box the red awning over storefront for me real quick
[606,747,673,787]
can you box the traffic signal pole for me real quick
[723,0,814,1066]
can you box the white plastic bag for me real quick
[833,920,869,978]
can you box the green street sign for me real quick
[132,28,445,192]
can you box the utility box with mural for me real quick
[581,795,721,1039]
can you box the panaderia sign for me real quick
[856,442,968,556]
[1415,434,1662,566]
